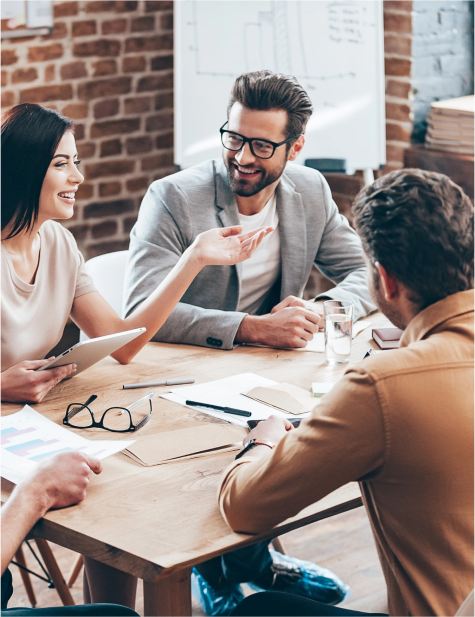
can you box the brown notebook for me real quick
[372,327,404,350]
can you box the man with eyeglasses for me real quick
[125,70,375,354]
[124,70,374,615]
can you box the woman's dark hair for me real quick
[228,70,313,139]
[1,103,73,238]
[353,168,474,309]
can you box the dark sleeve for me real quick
[1,568,13,610]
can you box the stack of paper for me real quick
[122,424,246,465]
[425,96,474,155]
[1,406,134,484]
[161,373,313,426]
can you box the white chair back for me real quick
[455,589,474,616]
[80,250,129,341]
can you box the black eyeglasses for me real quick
[220,122,301,160]
[63,393,153,433]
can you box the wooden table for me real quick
[1,312,389,616]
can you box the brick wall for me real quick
[383,0,414,173]
[1,1,473,256]
[1,0,174,259]
[412,0,474,142]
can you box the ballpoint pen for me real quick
[185,400,252,418]
[123,378,195,389]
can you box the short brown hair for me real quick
[227,70,313,139]
[353,169,474,309]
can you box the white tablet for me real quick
[37,328,146,378]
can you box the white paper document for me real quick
[161,373,311,427]
[1,406,134,484]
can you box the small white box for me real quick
[312,382,335,397]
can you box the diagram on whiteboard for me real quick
[175,1,385,170]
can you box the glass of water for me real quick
[324,300,354,365]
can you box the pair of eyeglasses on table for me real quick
[63,392,154,433]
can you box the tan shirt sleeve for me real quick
[219,366,387,534]
[74,250,96,298]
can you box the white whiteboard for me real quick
[175,0,386,172]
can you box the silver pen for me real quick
[123,378,195,390]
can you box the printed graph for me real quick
[2,426,75,461]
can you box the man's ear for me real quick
[376,262,399,301]
[287,135,305,161]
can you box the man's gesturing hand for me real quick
[191,225,273,267]
[236,304,321,348]
[22,451,103,516]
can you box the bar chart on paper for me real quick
[1,406,134,484]
[2,426,77,461]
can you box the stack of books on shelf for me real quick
[425,95,474,156]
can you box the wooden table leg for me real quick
[144,567,192,617]
[35,539,75,606]
[272,537,287,555]
[67,554,84,587]
[14,544,37,607]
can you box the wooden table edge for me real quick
[17,493,363,582]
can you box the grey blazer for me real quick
[124,159,376,349]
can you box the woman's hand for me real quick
[1,359,76,404]
[190,225,273,267]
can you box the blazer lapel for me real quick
[276,173,307,300]
[213,160,243,288]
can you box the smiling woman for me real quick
[0,102,272,611]
[0,103,272,406]
[1,104,75,239]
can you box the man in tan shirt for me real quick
[219,169,474,617]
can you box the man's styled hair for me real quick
[353,168,474,309]
[227,70,313,139]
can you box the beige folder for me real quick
[122,424,246,466]
[243,383,319,415]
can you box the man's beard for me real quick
[224,156,286,197]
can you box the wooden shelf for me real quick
[404,144,474,201]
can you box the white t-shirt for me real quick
[237,194,280,314]
[1,221,96,371]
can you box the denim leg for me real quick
[231,592,389,617]
[221,541,273,584]
[196,541,273,588]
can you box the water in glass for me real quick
[325,313,353,365]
